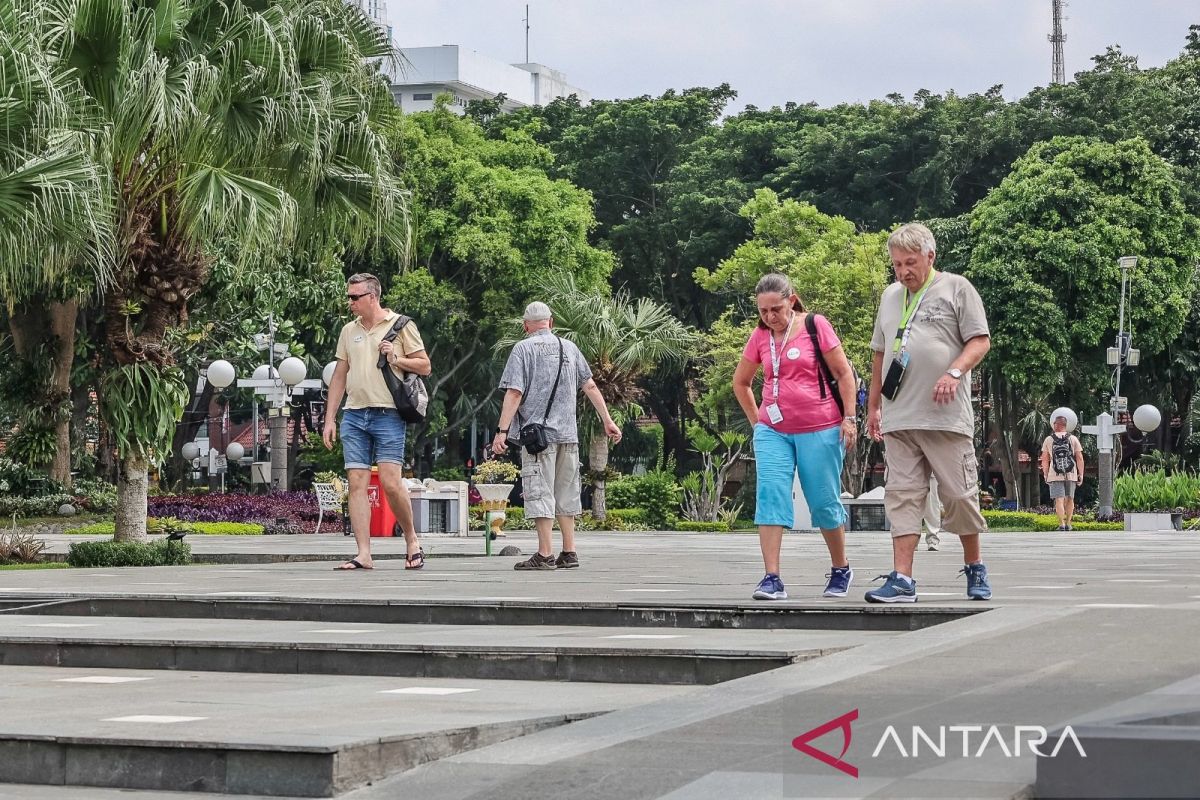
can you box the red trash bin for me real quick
[368,468,396,537]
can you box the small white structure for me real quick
[390,45,589,114]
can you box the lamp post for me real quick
[1083,256,1156,516]
[201,338,331,492]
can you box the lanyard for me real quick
[891,269,937,354]
[768,313,796,403]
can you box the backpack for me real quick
[805,313,860,418]
[1050,434,1074,476]
[378,315,429,424]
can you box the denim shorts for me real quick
[340,407,406,470]
[753,423,847,531]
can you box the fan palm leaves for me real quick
[3,0,409,539]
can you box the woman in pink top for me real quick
[732,273,859,601]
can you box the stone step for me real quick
[0,665,686,797]
[0,614,872,684]
[0,592,981,631]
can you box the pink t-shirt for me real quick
[742,313,843,434]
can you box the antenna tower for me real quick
[1049,0,1067,85]
[524,4,530,63]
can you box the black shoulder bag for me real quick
[378,315,429,424]
[805,312,853,417]
[517,336,564,456]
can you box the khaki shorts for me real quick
[883,429,987,537]
[520,443,582,519]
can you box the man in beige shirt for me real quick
[323,273,430,571]
[1040,413,1085,530]
[866,223,992,603]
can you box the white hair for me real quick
[887,223,937,256]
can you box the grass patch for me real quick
[67,519,263,536]
[0,562,70,570]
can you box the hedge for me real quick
[67,520,263,536]
[675,520,731,532]
[982,510,1123,531]
[67,539,192,568]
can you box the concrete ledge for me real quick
[0,637,815,685]
[0,714,593,797]
[0,594,983,631]
[1036,711,1200,798]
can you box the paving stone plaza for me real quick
[0,528,1198,799]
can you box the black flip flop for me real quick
[334,558,372,570]
[405,550,425,570]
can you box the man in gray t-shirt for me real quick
[491,301,622,571]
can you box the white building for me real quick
[346,0,392,41]
[390,45,589,114]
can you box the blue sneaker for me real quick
[752,573,788,600]
[823,564,854,597]
[864,571,917,603]
[960,562,992,600]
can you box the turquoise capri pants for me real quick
[753,422,848,530]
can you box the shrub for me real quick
[432,467,468,482]
[606,508,647,528]
[263,520,305,535]
[71,478,118,512]
[982,510,1037,530]
[675,520,731,532]
[1113,469,1200,512]
[0,493,76,519]
[0,457,63,497]
[0,529,48,564]
[67,539,191,568]
[66,519,263,536]
[469,505,529,531]
[605,470,681,529]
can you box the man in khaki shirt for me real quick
[865,223,992,603]
[323,273,430,571]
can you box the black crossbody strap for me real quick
[378,315,410,370]
[540,336,565,424]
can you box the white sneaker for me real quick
[926,532,940,551]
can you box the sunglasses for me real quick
[346,291,373,301]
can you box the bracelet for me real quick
[843,416,856,422]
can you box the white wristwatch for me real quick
[946,367,963,379]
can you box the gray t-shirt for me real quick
[499,329,593,444]
[870,272,990,437]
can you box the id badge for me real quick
[766,403,784,424]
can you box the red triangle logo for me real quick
[791,708,859,778]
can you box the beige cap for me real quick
[523,301,552,321]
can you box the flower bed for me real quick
[147,492,322,524]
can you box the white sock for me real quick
[896,572,913,583]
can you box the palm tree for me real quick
[501,273,697,520]
[18,0,408,540]
[0,0,113,484]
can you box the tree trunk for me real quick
[47,300,78,485]
[589,436,609,521]
[114,451,150,542]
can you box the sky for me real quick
[392,0,1198,113]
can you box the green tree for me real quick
[28,0,408,540]
[383,98,613,461]
[968,136,1200,500]
[498,273,697,520]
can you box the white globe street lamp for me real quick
[181,441,200,461]
[252,364,279,380]
[225,442,245,462]
[322,361,338,386]
[1132,404,1162,433]
[278,356,307,386]
[206,359,236,389]
[1049,407,1078,431]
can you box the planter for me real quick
[474,483,513,547]
[1124,512,1184,532]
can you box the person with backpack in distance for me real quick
[1040,410,1085,530]
[323,273,431,571]
[732,273,859,601]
